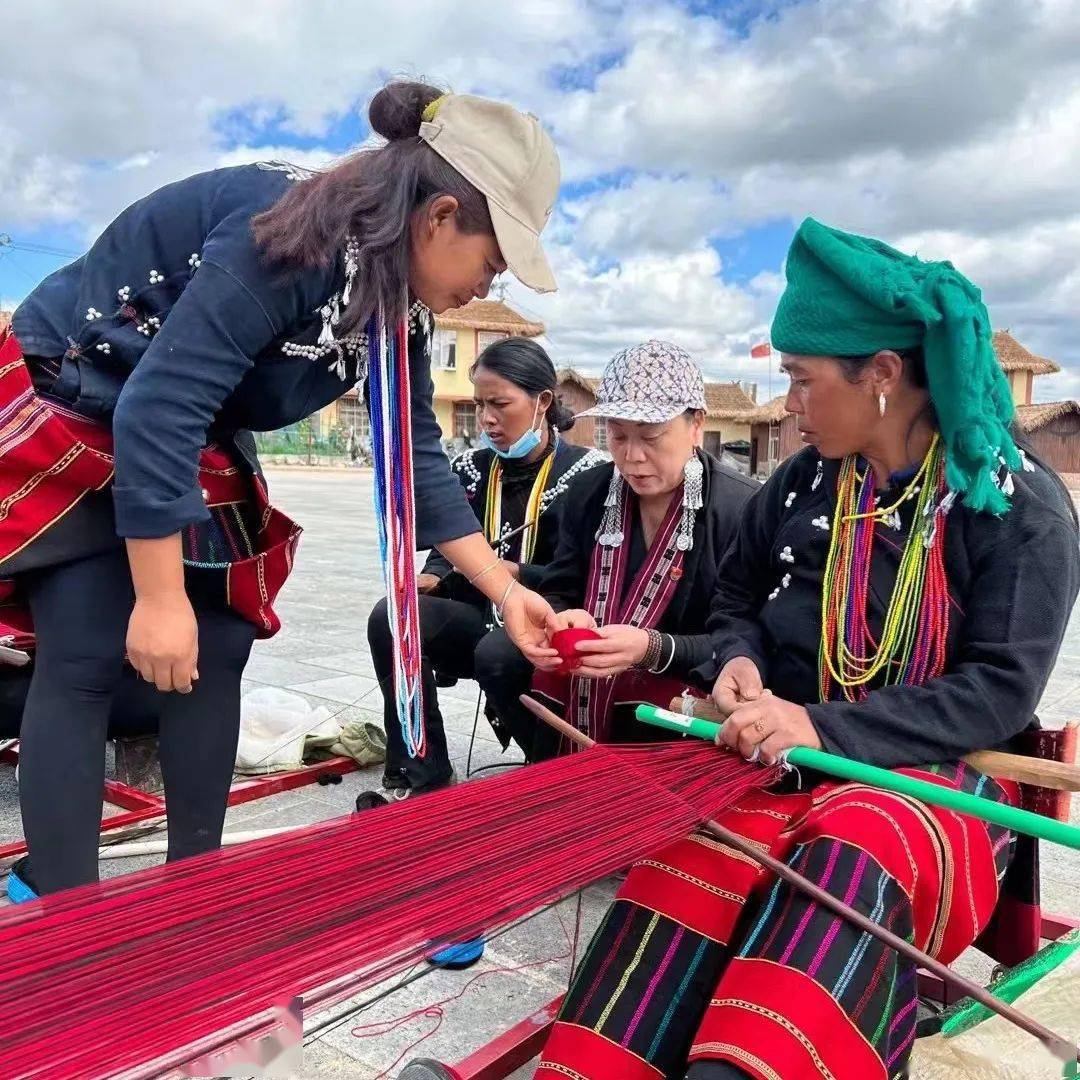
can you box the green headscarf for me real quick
[771,217,1020,514]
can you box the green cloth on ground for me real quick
[304,719,386,766]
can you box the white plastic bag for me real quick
[235,687,339,775]
[911,945,1080,1078]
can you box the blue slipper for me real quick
[6,857,38,904]
[426,937,485,969]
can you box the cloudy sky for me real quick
[2,0,1079,402]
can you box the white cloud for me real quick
[540,0,1080,382]
[553,0,1080,178]
[897,219,1080,401]
[507,242,777,381]
[559,176,734,261]
[0,0,607,229]
[2,0,1080,394]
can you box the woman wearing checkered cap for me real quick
[475,340,758,759]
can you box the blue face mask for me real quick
[480,397,546,460]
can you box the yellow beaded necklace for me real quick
[819,435,950,701]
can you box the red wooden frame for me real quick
[0,741,357,863]
[431,903,1080,1077]
[916,912,1078,1005]
[450,996,565,1080]
[443,908,1079,1080]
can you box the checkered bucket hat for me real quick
[577,340,707,423]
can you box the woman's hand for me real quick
[711,656,764,717]
[716,692,821,765]
[124,534,198,693]
[127,592,199,693]
[548,608,598,633]
[571,624,649,679]
[417,573,442,594]
[502,585,561,670]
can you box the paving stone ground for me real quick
[1,466,1077,1078]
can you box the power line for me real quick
[0,235,80,260]
[0,249,41,286]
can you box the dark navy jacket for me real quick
[12,162,478,548]
[698,446,1080,767]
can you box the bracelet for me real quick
[468,558,501,586]
[495,579,517,618]
[634,628,663,671]
[651,634,676,675]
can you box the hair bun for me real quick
[368,80,444,141]
[550,395,577,433]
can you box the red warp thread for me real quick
[0,743,778,1079]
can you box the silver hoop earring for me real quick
[878,392,887,418]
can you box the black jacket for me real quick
[12,163,477,549]
[699,446,1080,767]
[538,450,758,680]
[423,440,608,603]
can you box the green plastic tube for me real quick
[635,704,1080,852]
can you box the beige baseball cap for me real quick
[419,94,560,294]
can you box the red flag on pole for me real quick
[750,341,771,359]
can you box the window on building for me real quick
[477,331,508,355]
[594,418,608,451]
[433,329,457,370]
[453,401,478,439]
[337,396,370,441]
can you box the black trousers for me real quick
[473,627,562,763]
[16,546,255,895]
[0,668,163,739]
[367,594,490,791]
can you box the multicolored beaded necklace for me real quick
[483,451,556,566]
[819,434,952,702]
[482,449,556,628]
[368,307,426,759]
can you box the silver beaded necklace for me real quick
[280,236,367,380]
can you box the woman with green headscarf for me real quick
[534,220,1079,1080]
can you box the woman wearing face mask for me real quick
[475,341,757,761]
[1,80,563,903]
[368,336,607,800]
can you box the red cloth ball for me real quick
[550,627,602,675]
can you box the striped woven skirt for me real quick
[536,762,1017,1080]
[0,327,300,639]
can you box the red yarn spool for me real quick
[550,627,602,674]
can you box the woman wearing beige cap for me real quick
[2,79,562,901]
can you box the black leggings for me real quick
[17,547,255,894]
[474,627,562,763]
[368,594,490,791]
